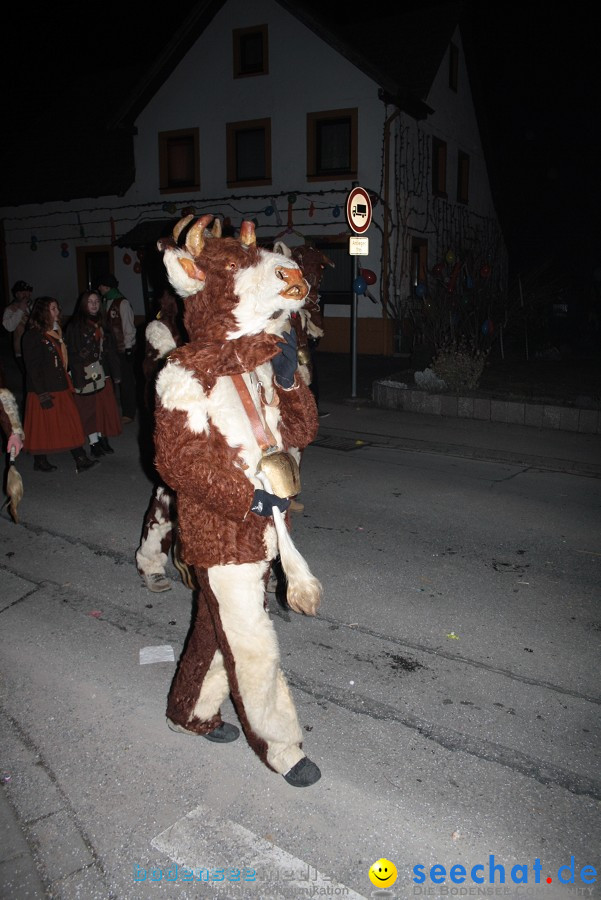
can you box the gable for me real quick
[0,0,466,208]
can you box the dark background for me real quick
[1,1,599,292]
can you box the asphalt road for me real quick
[1,402,600,900]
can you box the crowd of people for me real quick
[1,275,137,473]
[1,274,187,594]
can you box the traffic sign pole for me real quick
[346,185,372,398]
[351,254,358,398]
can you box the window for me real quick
[313,239,353,306]
[76,246,112,295]
[226,118,271,186]
[159,128,200,193]
[233,25,268,77]
[307,109,357,181]
[432,137,447,197]
[457,150,470,204]
[449,42,459,92]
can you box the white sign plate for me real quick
[349,236,369,255]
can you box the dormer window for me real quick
[233,25,268,78]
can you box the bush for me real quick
[431,340,488,392]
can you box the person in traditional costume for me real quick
[22,297,97,473]
[65,290,122,458]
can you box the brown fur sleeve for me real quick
[154,406,255,520]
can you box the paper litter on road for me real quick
[139,645,175,665]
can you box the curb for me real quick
[315,423,601,479]
[373,380,601,435]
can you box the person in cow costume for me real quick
[154,214,323,787]
[135,287,192,593]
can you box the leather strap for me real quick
[231,373,277,451]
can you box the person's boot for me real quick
[89,441,105,459]
[33,454,57,472]
[98,435,114,454]
[71,447,99,474]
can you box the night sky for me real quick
[2,1,599,290]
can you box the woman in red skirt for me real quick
[65,290,122,458]
[22,297,98,473]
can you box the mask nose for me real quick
[275,266,309,301]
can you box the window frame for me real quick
[456,150,470,204]
[226,117,272,187]
[306,108,358,182]
[233,24,268,78]
[158,128,200,194]
[76,246,113,295]
[432,137,447,198]
[312,235,353,307]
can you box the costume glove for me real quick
[251,489,291,517]
[271,328,297,389]
[39,392,54,409]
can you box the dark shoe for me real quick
[90,442,105,458]
[98,436,114,454]
[203,722,240,743]
[283,757,321,787]
[317,409,330,419]
[75,454,99,474]
[167,719,240,742]
[33,455,57,472]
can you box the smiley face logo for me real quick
[368,858,398,888]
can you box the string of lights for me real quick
[4,186,385,250]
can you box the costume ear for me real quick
[273,241,292,258]
[178,257,206,284]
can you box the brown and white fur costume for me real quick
[135,291,187,587]
[154,215,321,777]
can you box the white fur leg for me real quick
[208,562,304,773]
[272,507,322,616]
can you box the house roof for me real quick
[0,0,464,208]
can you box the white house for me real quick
[0,0,505,356]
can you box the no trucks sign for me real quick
[346,186,372,234]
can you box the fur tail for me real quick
[272,507,322,616]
